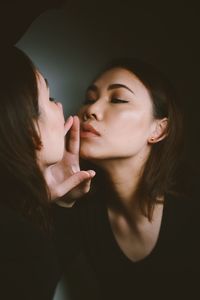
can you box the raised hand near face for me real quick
[44,115,95,206]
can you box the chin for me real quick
[80,151,93,160]
[80,144,114,162]
[79,148,98,160]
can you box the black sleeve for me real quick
[0,207,60,300]
[53,203,82,266]
[52,201,102,300]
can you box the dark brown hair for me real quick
[83,58,184,220]
[0,47,51,233]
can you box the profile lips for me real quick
[81,123,101,136]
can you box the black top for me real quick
[54,191,200,300]
[0,202,60,300]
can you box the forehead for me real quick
[94,68,146,92]
[36,72,46,89]
[93,67,150,99]
[35,72,49,111]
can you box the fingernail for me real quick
[89,170,96,177]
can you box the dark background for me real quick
[1,0,200,171]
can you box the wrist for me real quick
[55,196,76,208]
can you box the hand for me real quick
[44,116,95,206]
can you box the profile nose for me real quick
[56,101,63,109]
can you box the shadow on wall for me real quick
[17,0,200,168]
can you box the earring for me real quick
[150,137,154,142]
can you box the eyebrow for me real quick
[86,83,135,94]
[108,83,135,94]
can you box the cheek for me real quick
[104,110,153,152]
[80,108,153,159]
[48,108,64,132]
[40,114,65,145]
[106,110,150,134]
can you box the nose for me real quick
[55,101,63,112]
[56,101,62,109]
[81,101,103,121]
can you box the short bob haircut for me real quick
[0,47,51,233]
[82,58,184,220]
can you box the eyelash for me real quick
[83,98,129,104]
[111,99,129,103]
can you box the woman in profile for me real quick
[0,47,94,300]
[54,58,200,299]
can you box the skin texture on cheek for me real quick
[80,107,154,160]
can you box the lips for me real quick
[80,123,101,136]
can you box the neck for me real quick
[93,149,150,216]
[94,154,165,237]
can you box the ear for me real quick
[148,118,168,144]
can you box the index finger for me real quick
[67,115,80,154]
[64,116,73,135]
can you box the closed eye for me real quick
[83,98,129,105]
[111,99,129,103]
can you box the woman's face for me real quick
[78,68,158,162]
[36,72,65,168]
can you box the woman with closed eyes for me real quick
[54,58,200,300]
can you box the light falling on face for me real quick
[36,72,65,168]
[78,67,157,163]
